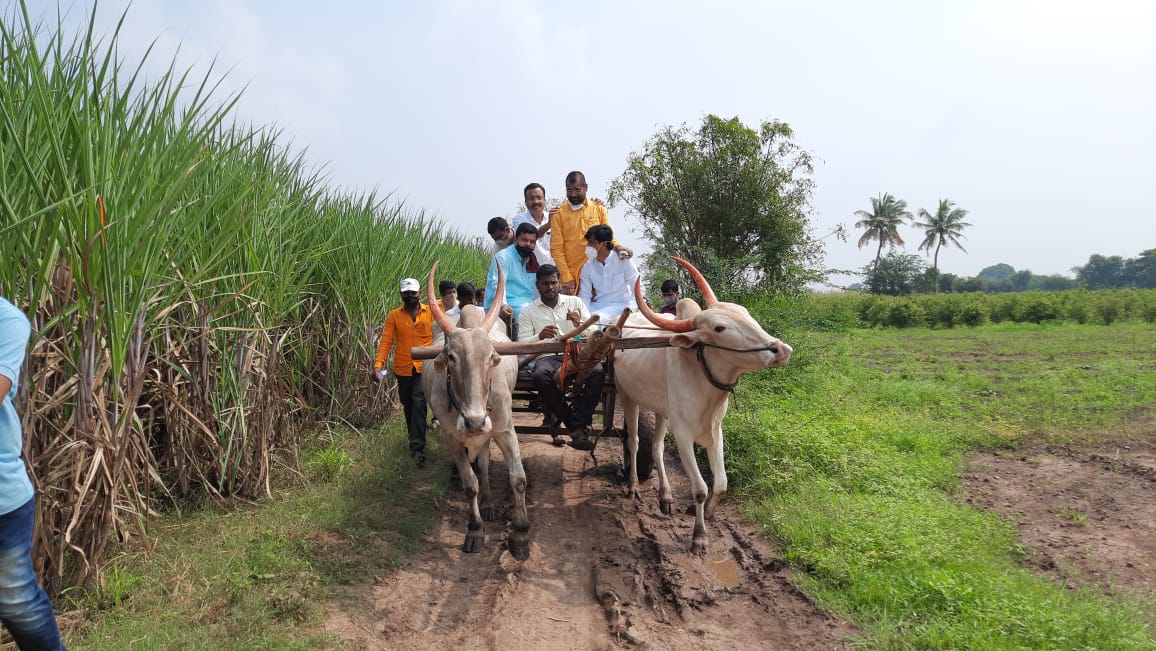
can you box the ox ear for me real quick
[490,351,501,367]
[432,350,449,373]
[670,332,699,349]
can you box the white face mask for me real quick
[584,246,598,260]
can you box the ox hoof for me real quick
[507,537,530,561]
[690,537,708,556]
[659,499,674,516]
[481,506,497,522]
[463,531,485,553]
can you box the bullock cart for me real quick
[411,311,671,480]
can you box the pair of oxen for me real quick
[422,258,793,560]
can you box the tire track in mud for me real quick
[327,426,858,650]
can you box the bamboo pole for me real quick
[411,335,675,360]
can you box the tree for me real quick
[977,263,1016,282]
[913,199,971,270]
[1123,249,1156,288]
[607,114,821,296]
[854,193,911,273]
[863,252,927,295]
[1074,254,1126,290]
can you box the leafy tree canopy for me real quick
[862,252,930,295]
[608,114,821,296]
[977,263,1016,282]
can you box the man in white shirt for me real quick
[487,216,514,254]
[579,224,640,324]
[517,264,604,450]
[512,183,552,257]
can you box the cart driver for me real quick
[517,264,604,450]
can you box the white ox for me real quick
[615,257,793,554]
[422,263,530,560]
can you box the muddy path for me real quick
[325,418,858,650]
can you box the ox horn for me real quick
[635,276,695,333]
[427,262,455,335]
[672,256,718,307]
[480,262,506,332]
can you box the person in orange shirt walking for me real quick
[374,277,434,466]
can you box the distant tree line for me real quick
[856,250,1156,295]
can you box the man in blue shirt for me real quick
[0,296,66,650]
[484,222,551,340]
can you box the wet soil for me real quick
[323,417,858,650]
[960,435,1156,605]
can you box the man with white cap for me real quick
[373,277,434,466]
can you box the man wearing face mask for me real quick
[373,278,434,466]
[484,222,548,339]
[660,279,680,315]
[549,171,632,295]
[579,224,640,324]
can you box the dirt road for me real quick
[326,426,857,650]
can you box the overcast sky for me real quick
[23,0,1156,286]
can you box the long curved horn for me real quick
[427,262,455,335]
[634,277,695,333]
[672,256,718,307]
[480,263,505,332]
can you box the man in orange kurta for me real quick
[374,277,434,465]
[549,171,630,294]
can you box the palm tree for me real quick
[855,193,911,272]
[914,199,971,270]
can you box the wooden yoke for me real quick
[564,309,631,398]
[410,311,672,360]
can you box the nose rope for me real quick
[695,343,738,393]
[445,373,464,416]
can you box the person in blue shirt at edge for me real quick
[484,222,550,340]
[0,296,67,650]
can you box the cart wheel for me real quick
[621,410,655,481]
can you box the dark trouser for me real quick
[0,499,66,651]
[531,355,605,431]
[395,371,428,455]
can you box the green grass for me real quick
[66,420,449,650]
[65,321,1156,649]
[727,320,1156,649]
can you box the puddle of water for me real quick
[708,558,740,588]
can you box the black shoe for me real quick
[416,454,426,468]
[566,427,596,451]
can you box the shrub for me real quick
[1066,297,1091,324]
[1094,296,1124,325]
[988,294,1019,323]
[1014,295,1061,324]
[886,299,926,328]
[954,300,989,327]
[925,295,961,329]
